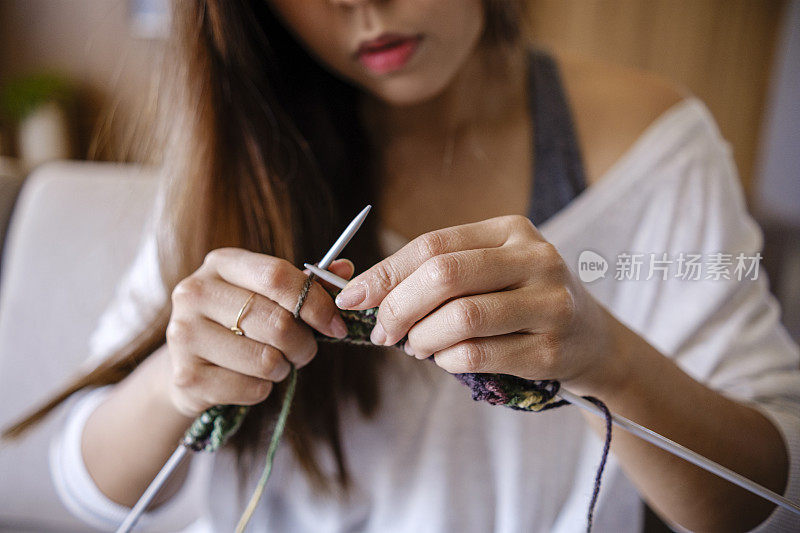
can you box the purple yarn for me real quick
[319,312,612,532]
[454,373,511,405]
[583,397,613,533]
[456,371,612,533]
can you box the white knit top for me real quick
[51,98,800,532]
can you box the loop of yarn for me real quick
[181,284,613,533]
[182,404,249,453]
[316,303,612,533]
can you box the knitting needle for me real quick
[116,446,188,532]
[557,389,800,516]
[116,205,373,533]
[317,205,371,269]
[303,262,800,517]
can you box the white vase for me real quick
[18,101,72,169]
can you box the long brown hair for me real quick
[3,0,526,494]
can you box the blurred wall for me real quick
[527,0,786,197]
[0,0,788,197]
[0,0,162,161]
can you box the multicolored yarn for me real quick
[181,277,612,533]
[182,404,249,452]
[313,289,613,533]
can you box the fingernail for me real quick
[330,316,348,339]
[334,258,354,271]
[370,322,387,345]
[403,342,414,356]
[335,283,366,309]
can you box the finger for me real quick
[203,248,347,339]
[303,258,354,293]
[432,333,557,379]
[405,286,555,358]
[179,361,276,407]
[198,316,298,378]
[172,276,318,366]
[374,247,534,346]
[329,258,355,279]
[169,314,294,379]
[336,215,540,310]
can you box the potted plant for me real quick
[0,73,76,170]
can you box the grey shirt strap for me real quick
[527,48,588,226]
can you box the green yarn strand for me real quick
[177,286,609,533]
[235,364,298,533]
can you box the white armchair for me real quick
[0,161,158,531]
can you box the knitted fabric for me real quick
[181,280,612,533]
[182,404,249,452]
[178,48,608,530]
[315,292,612,532]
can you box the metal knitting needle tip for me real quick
[317,205,371,270]
[304,263,349,289]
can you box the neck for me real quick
[361,44,528,144]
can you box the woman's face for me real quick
[267,0,485,106]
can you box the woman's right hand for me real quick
[165,248,353,417]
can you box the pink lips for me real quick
[356,33,422,74]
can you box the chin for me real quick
[361,71,455,107]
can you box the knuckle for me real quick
[372,261,397,292]
[255,344,279,377]
[381,295,404,326]
[511,214,536,233]
[538,241,561,264]
[255,258,291,293]
[552,287,576,329]
[454,298,484,332]
[203,247,229,267]
[269,306,294,337]
[459,342,486,373]
[538,333,562,371]
[202,249,219,267]
[172,276,205,306]
[171,358,199,389]
[535,242,564,275]
[501,214,535,234]
[505,213,526,227]
[425,254,461,288]
[166,318,194,346]
[417,230,448,259]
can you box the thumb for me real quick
[328,258,355,280]
[303,258,356,294]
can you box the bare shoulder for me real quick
[554,50,689,186]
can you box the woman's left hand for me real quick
[334,215,628,397]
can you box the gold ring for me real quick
[231,292,256,336]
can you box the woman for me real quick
[8,1,798,531]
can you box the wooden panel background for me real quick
[0,1,787,197]
[526,0,786,196]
